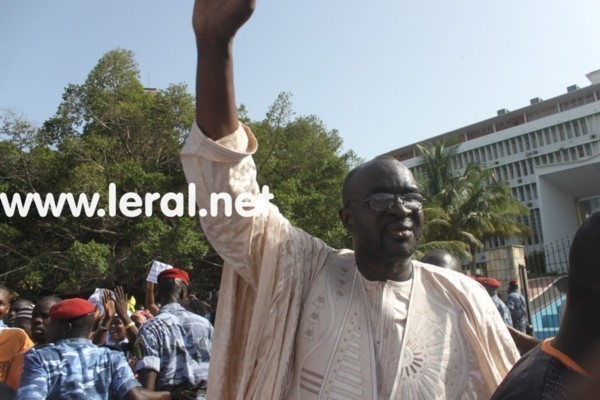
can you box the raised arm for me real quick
[113,286,139,344]
[144,281,159,316]
[192,0,255,140]
[183,0,330,290]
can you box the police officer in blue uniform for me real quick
[17,298,194,400]
[136,268,213,398]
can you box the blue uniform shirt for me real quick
[506,291,528,331]
[17,338,140,400]
[491,294,514,327]
[135,303,212,390]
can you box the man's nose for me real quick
[386,200,412,216]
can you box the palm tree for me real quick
[415,142,530,267]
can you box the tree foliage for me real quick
[1,49,207,299]
[415,141,530,263]
[247,92,361,247]
[0,50,359,301]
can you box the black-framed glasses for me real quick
[352,192,425,212]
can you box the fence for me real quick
[470,237,571,340]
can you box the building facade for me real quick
[387,70,600,272]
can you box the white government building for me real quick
[386,70,600,273]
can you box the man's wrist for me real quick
[196,38,233,58]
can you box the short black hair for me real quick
[421,249,462,272]
[158,277,188,304]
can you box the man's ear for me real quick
[339,207,353,232]
[180,284,188,302]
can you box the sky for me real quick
[2,0,600,161]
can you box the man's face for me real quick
[0,290,9,321]
[342,159,424,263]
[7,299,33,327]
[31,299,60,343]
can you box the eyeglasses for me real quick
[352,192,425,212]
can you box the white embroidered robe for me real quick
[181,123,520,400]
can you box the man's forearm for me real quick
[125,387,181,400]
[195,39,238,141]
[138,369,157,391]
[192,0,256,141]
[145,282,159,316]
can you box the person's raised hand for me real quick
[102,289,116,321]
[113,286,129,319]
[192,0,256,41]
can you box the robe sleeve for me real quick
[181,122,332,399]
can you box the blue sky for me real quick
[2,0,600,160]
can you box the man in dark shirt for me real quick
[491,211,600,399]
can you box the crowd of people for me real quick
[0,267,213,399]
[1,0,599,398]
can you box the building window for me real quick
[566,123,574,139]
[573,120,581,137]
[524,135,531,151]
[582,118,590,135]
[558,125,566,141]
[560,93,596,111]
[544,129,552,145]
[518,186,525,201]
[518,137,525,153]
[526,105,559,122]
[552,127,560,143]
[527,159,535,174]
[530,132,538,148]
[535,130,544,147]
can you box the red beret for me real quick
[157,268,189,285]
[49,298,96,320]
[476,277,502,288]
[509,278,518,284]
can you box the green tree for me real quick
[0,50,209,299]
[0,52,358,300]
[244,92,361,248]
[415,141,530,263]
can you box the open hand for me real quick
[113,286,129,319]
[102,289,116,321]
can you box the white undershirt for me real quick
[362,276,412,397]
